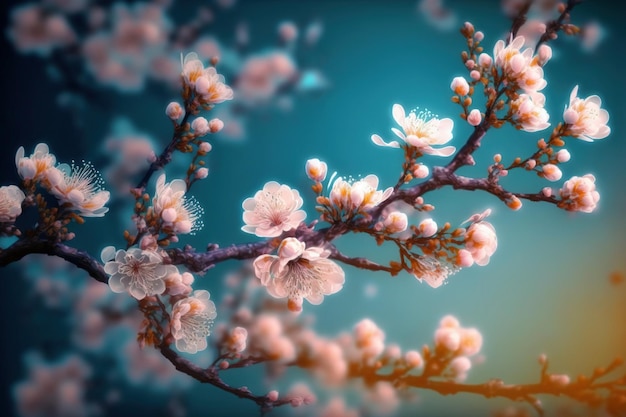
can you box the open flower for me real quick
[242,181,306,237]
[170,290,217,354]
[153,174,203,234]
[49,161,110,217]
[15,143,57,181]
[563,85,610,141]
[493,35,546,93]
[371,104,455,157]
[102,246,177,300]
[253,237,345,312]
[0,185,26,222]
[559,174,600,213]
[510,92,550,132]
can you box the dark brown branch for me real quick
[536,0,584,49]
[508,0,533,40]
[0,238,107,283]
[158,343,292,413]
[329,247,395,273]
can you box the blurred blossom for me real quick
[8,4,76,56]
[418,0,458,32]
[13,352,93,417]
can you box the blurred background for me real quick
[0,0,624,416]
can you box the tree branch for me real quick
[0,238,107,283]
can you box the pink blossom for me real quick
[353,318,386,360]
[195,167,209,179]
[242,181,306,237]
[464,221,497,266]
[102,246,177,300]
[15,143,57,181]
[450,76,470,96]
[467,109,482,126]
[153,174,203,234]
[563,85,610,141]
[328,174,392,214]
[418,218,438,237]
[542,164,562,181]
[191,117,210,136]
[209,118,224,133]
[510,92,550,132]
[253,238,344,312]
[559,174,600,213]
[165,102,183,120]
[493,35,546,92]
[164,271,195,296]
[0,185,25,223]
[224,326,248,353]
[49,161,111,217]
[412,163,429,178]
[372,104,456,157]
[170,290,217,353]
[305,158,328,182]
[556,149,571,163]
[383,211,408,233]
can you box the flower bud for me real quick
[305,158,328,182]
[165,102,184,120]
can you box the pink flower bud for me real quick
[192,117,210,136]
[556,149,571,163]
[199,142,212,153]
[450,76,470,96]
[542,164,562,181]
[412,164,429,178]
[305,158,327,182]
[467,109,482,126]
[383,211,408,233]
[209,118,224,133]
[195,167,209,179]
[478,53,492,67]
[165,102,184,120]
[418,219,437,237]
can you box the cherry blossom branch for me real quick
[328,247,395,274]
[508,0,533,40]
[135,109,192,193]
[157,343,292,413]
[536,0,584,49]
[369,358,625,416]
[0,237,107,283]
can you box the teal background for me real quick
[1,1,625,416]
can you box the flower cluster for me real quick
[431,315,483,382]
[182,52,234,106]
[101,246,217,354]
[558,174,600,213]
[13,143,111,219]
[493,35,548,93]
